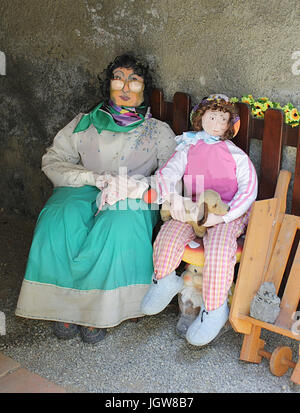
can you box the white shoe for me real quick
[141,271,184,315]
[186,301,229,346]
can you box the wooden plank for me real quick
[240,315,300,341]
[252,118,299,148]
[291,125,300,216]
[240,325,265,363]
[276,224,300,329]
[172,92,191,136]
[264,214,298,292]
[261,170,291,278]
[164,101,173,124]
[282,123,299,147]
[291,346,300,385]
[235,102,251,155]
[150,88,164,121]
[229,198,279,335]
[258,109,284,200]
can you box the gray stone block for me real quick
[250,282,281,323]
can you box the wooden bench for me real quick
[150,88,300,265]
[150,88,300,384]
[150,88,300,215]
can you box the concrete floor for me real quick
[0,210,299,393]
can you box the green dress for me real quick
[15,104,175,328]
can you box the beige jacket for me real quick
[42,113,176,187]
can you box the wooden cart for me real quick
[230,170,300,385]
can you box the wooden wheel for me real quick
[269,346,294,377]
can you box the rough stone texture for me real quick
[250,282,281,324]
[0,0,299,216]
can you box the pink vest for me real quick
[184,140,238,202]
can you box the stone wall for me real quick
[1,0,299,216]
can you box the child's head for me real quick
[191,94,240,140]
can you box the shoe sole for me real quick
[80,327,107,344]
[186,321,232,347]
[53,325,79,340]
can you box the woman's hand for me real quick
[96,175,149,211]
[94,173,112,190]
[202,212,225,227]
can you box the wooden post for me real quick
[240,325,265,363]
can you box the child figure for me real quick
[141,94,258,346]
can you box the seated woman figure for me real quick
[15,53,176,343]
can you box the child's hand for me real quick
[202,213,225,227]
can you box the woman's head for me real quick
[100,53,154,107]
[191,96,239,140]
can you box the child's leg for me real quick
[153,219,196,279]
[186,211,250,346]
[141,219,196,315]
[202,212,249,311]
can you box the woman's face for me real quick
[201,109,230,137]
[110,67,145,107]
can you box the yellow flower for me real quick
[284,111,292,124]
[291,108,299,121]
[238,95,299,126]
[242,98,252,105]
[263,100,273,110]
[241,95,254,106]
[252,108,264,119]
[253,101,265,111]
[282,103,294,113]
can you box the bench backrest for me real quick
[150,88,300,216]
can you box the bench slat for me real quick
[292,126,300,216]
[235,103,251,154]
[258,109,284,200]
[172,92,191,136]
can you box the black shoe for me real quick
[79,326,107,344]
[53,322,79,339]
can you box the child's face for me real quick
[201,109,230,137]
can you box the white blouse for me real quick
[42,113,176,187]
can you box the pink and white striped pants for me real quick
[153,210,250,311]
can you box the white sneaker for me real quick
[186,301,229,346]
[141,271,184,315]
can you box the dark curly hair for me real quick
[191,98,239,140]
[99,53,154,107]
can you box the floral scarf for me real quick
[73,100,151,134]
